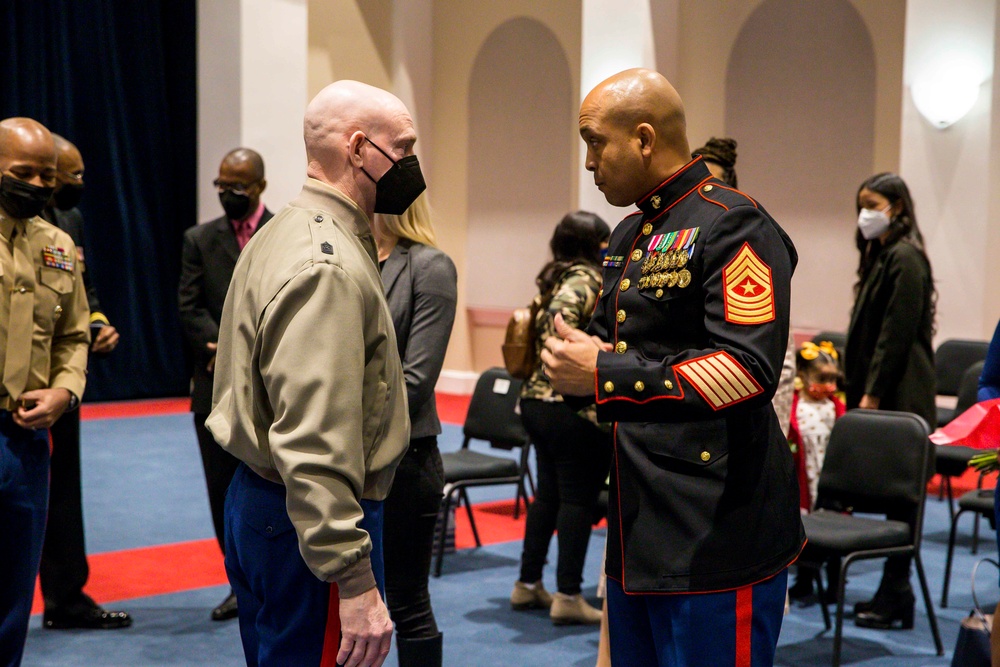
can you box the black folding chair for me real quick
[432,368,533,577]
[941,485,997,607]
[935,339,989,426]
[797,410,943,666]
[935,361,986,509]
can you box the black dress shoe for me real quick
[854,590,915,630]
[211,592,238,621]
[43,606,133,630]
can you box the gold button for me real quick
[18,287,26,294]
[703,184,713,192]
[604,381,615,393]
[655,289,664,298]
[664,380,673,390]
[631,249,642,262]
[634,381,645,392]
[620,279,630,291]
[615,341,628,354]
[616,309,626,323]
[700,451,711,462]
[642,223,653,235]
[598,289,603,299]
[54,305,63,315]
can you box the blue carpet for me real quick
[18,412,994,665]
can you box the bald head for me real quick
[303,80,416,218]
[579,69,691,206]
[222,148,265,182]
[0,118,57,188]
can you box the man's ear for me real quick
[348,131,366,168]
[257,178,267,194]
[637,123,656,157]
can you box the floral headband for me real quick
[800,340,838,361]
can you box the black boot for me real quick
[788,567,814,600]
[854,587,915,629]
[397,633,443,667]
[854,556,910,618]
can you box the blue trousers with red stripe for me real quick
[0,414,50,667]
[224,463,385,667]
[606,569,787,667]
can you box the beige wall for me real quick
[294,0,994,387]
[430,1,582,374]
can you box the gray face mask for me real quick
[857,206,891,240]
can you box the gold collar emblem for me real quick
[650,195,662,209]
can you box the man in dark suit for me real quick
[39,134,130,630]
[178,148,271,621]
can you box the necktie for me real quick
[3,222,34,399]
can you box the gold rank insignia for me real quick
[650,195,662,209]
[675,351,763,410]
[722,243,775,325]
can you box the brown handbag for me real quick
[502,302,540,380]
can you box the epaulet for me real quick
[696,182,759,212]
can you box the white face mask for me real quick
[857,206,891,240]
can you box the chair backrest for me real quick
[463,367,528,450]
[954,360,986,417]
[935,339,989,396]
[816,410,932,512]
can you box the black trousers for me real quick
[39,409,90,612]
[518,400,611,595]
[194,413,241,554]
[383,436,444,638]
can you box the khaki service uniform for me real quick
[206,178,409,664]
[0,210,89,666]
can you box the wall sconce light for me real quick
[910,58,985,129]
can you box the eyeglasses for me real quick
[59,171,83,183]
[213,179,256,196]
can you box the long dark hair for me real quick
[854,172,936,326]
[536,211,610,296]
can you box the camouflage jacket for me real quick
[520,263,603,422]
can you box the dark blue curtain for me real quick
[0,0,196,400]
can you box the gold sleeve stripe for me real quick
[676,351,763,410]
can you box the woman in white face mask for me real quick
[844,172,936,631]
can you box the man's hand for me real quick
[206,341,218,373]
[859,394,880,410]
[91,325,120,354]
[540,313,611,397]
[13,388,71,430]
[337,586,393,667]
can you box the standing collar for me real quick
[291,178,372,239]
[635,157,713,219]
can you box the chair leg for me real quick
[945,476,954,517]
[460,488,482,547]
[937,474,945,501]
[942,508,966,608]
[433,488,456,578]
[914,553,944,656]
[832,556,853,667]
[972,513,981,554]
[812,565,831,631]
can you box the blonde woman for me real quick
[374,193,457,667]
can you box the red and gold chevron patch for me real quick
[723,243,774,325]
[675,351,763,410]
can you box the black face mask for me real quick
[53,183,84,211]
[219,190,252,221]
[361,138,426,215]
[0,174,54,220]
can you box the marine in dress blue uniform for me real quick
[544,69,804,667]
